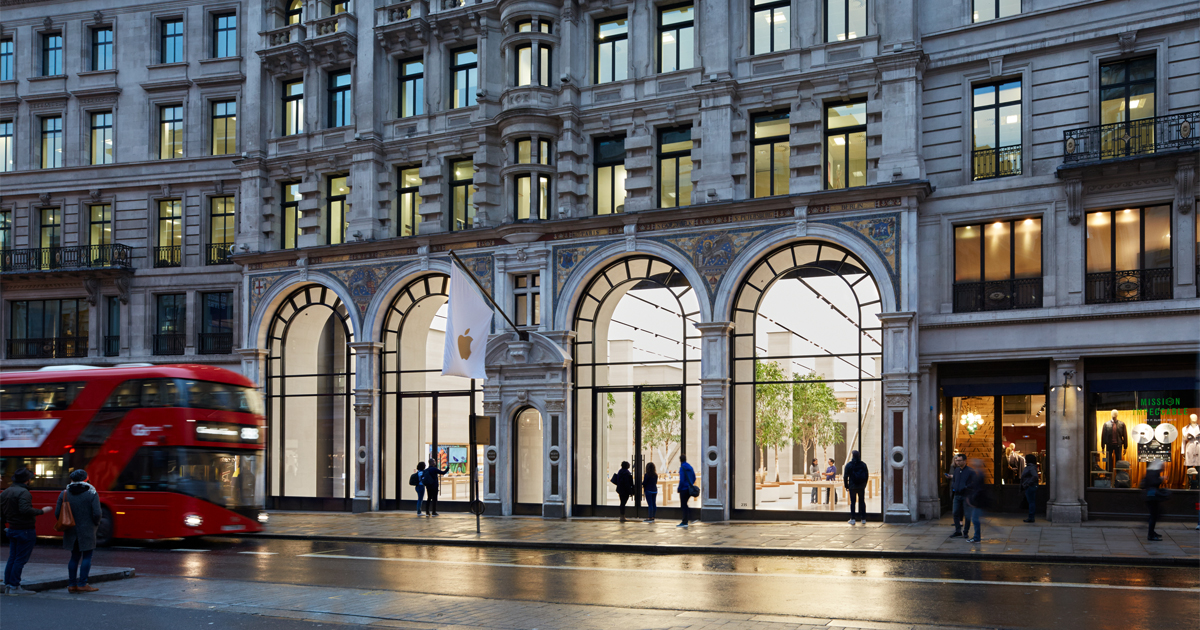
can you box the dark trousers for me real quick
[425,488,438,514]
[645,492,657,520]
[68,540,93,587]
[4,528,37,587]
[847,488,866,521]
[680,493,691,524]
[1024,486,1037,520]
[619,493,630,516]
[415,486,425,514]
[952,493,969,535]
[1147,499,1161,536]
[825,487,838,504]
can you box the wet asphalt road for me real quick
[4,536,1198,630]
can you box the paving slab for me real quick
[5,562,135,592]
[246,511,1200,567]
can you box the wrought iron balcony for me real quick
[207,243,234,266]
[154,245,182,268]
[1,244,132,273]
[197,332,234,355]
[972,145,1022,180]
[953,278,1043,313]
[153,333,187,356]
[103,335,120,357]
[1085,268,1173,304]
[1062,111,1198,165]
[7,337,89,359]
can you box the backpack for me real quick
[409,472,421,487]
[848,463,869,489]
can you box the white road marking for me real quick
[295,553,1197,593]
[238,551,278,555]
[170,549,210,552]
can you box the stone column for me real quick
[1047,358,1085,523]
[349,341,383,512]
[879,311,917,523]
[1173,161,1196,298]
[694,321,734,522]
[917,363,940,520]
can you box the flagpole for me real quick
[448,250,528,341]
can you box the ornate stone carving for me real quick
[885,394,911,408]
[38,192,50,204]
[1064,178,1082,226]
[703,398,724,410]
[1176,162,1195,215]
[545,399,566,412]
[353,403,372,417]
[83,278,102,306]
[115,276,131,304]
[89,189,101,202]
[1117,30,1137,54]
[482,400,502,415]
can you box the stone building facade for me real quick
[1,0,1196,523]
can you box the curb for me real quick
[244,532,1199,568]
[22,567,137,593]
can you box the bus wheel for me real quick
[97,506,114,547]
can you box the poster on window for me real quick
[0,419,60,448]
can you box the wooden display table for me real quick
[792,480,841,510]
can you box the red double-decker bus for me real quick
[1,364,266,544]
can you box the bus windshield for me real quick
[115,447,264,509]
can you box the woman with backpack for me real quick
[412,462,427,516]
[613,461,635,522]
[55,469,102,593]
[642,462,659,523]
[422,458,450,516]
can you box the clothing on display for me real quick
[1184,415,1200,467]
[1100,414,1127,471]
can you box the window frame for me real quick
[280,181,301,250]
[450,159,475,232]
[450,47,479,109]
[326,174,348,245]
[398,58,424,118]
[657,3,695,74]
[972,0,1020,23]
[514,173,551,222]
[327,70,352,128]
[287,0,304,24]
[91,27,113,72]
[1085,206,1173,274]
[826,0,867,43]
[208,196,235,265]
[657,126,694,209]
[41,115,64,169]
[0,209,10,250]
[752,0,790,55]
[200,291,233,335]
[396,166,421,237]
[40,207,62,249]
[971,80,1022,181]
[513,272,541,328]
[751,111,790,198]
[282,79,304,136]
[0,119,11,172]
[212,12,238,59]
[1099,55,1156,124]
[156,293,187,335]
[159,104,184,160]
[594,15,629,85]
[211,100,237,156]
[89,111,114,166]
[0,39,13,81]
[89,203,113,247]
[824,100,867,190]
[593,136,627,216]
[42,32,63,76]
[161,19,184,64]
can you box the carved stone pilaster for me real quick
[1176,162,1195,215]
[1065,178,1083,225]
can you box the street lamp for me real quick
[1049,369,1082,414]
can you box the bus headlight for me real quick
[257,512,269,524]
[183,514,203,528]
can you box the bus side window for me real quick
[1,382,86,412]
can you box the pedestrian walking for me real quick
[808,459,821,505]
[613,461,635,522]
[642,462,659,523]
[1140,460,1167,541]
[945,454,972,538]
[2,467,54,594]
[843,450,869,525]
[677,455,696,528]
[823,459,838,505]
[964,458,987,543]
[412,462,427,515]
[1020,453,1039,523]
[422,458,450,516]
[56,469,102,593]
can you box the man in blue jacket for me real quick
[677,456,696,528]
[945,454,973,538]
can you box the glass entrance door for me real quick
[587,386,686,517]
[395,390,477,510]
[513,407,544,515]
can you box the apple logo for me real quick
[458,328,473,360]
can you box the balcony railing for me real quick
[1085,268,1173,304]
[953,278,1043,313]
[207,243,234,266]
[154,245,182,268]
[153,333,187,356]
[1063,111,1199,165]
[6,337,89,359]
[972,145,1022,180]
[103,335,120,357]
[1,244,132,273]
[198,332,234,355]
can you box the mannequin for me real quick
[1184,414,1200,468]
[1100,409,1127,471]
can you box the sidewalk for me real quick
[250,511,1200,566]
[6,563,136,592]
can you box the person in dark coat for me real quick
[1140,460,1166,541]
[677,456,696,528]
[1020,454,1039,523]
[2,468,54,594]
[842,450,869,525]
[55,469,102,593]
[614,461,635,522]
[964,458,986,543]
[642,462,659,523]
[422,458,450,516]
[945,454,972,538]
[414,462,427,516]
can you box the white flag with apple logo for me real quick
[442,261,493,380]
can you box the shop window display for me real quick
[945,395,1047,488]
[1089,391,1197,491]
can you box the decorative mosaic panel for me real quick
[249,272,298,321]
[658,228,770,298]
[455,253,495,297]
[327,263,401,320]
[552,244,604,300]
[812,211,901,303]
